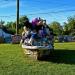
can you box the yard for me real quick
[0,42,75,75]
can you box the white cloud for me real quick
[0,1,16,8]
[0,1,24,8]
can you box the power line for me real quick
[23,9,75,15]
[0,15,16,18]
[0,9,75,18]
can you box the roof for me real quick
[0,29,11,38]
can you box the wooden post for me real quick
[16,0,19,34]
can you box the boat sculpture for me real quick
[21,18,54,59]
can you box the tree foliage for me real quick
[1,15,75,36]
[63,16,75,35]
[0,20,5,28]
[4,16,29,34]
[18,16,29,34]
[49,21,63,35]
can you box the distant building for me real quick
[0,29,12,43]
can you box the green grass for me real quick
[0,43,75,75]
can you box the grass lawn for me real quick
[0,42,75,75]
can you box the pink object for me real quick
[32,18,39,26]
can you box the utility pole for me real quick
[16,0,19,34]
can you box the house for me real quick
[0,29,12,43]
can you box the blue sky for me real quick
[0,0,75,25]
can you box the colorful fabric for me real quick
[31,18,39,29]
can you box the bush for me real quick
[0,37,4,43]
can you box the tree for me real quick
[6,22,16,29]
[18,16,29,34]
[49,21,63,35]
[4,16,29,34]
[0,20,5,28]
[63,22,70,35]
[63,16,75,35]
[19,16,29,27]
[5,21,16,34]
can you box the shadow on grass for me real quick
[41,49,75,64]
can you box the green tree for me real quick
[0,20,5,28]
[63,22,70,35]
[4,16,29,34]
[18,16,29,34]
[49,21,63,35]
[6,22,16,29]
[5,21,16,34]
[19,16,29,27]
[63,16,75,35]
